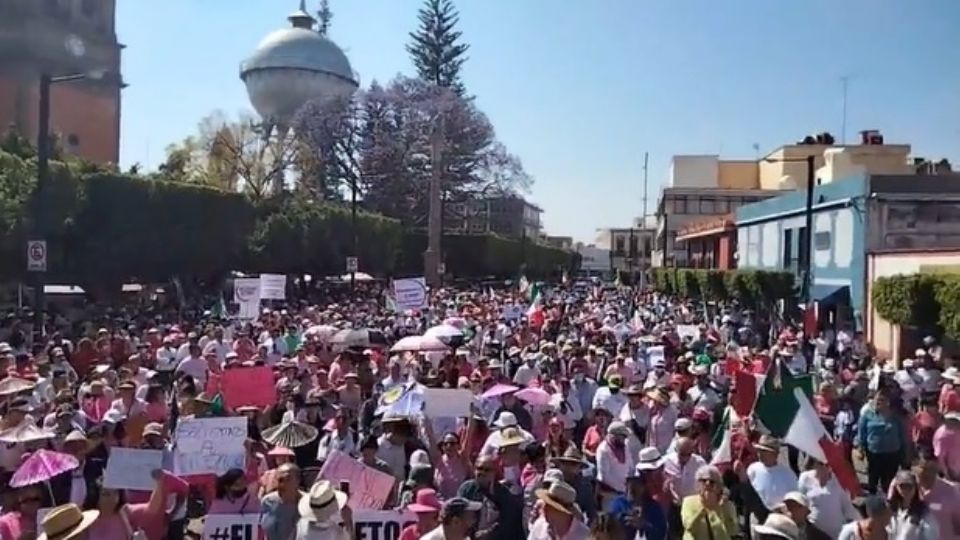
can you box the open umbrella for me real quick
[0,377,36,397]
[0,423,55,444]
[11,449,79,487]
[390,335,450,353]
[261,420,319,449]
[304,324,338,342]
[330,328,387,349]
[424,324,465,347]
[481,383,520,400]
[515,387,552,406]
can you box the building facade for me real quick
[675,214,737,270]
[0,0,123,164]
[575,243,611,277]
[447,195,542,240]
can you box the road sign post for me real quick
[27,240,47,272]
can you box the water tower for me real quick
[239,0,359,131]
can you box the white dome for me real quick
[240,25,359,125]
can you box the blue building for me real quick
[735,173,960,328]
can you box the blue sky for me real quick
[117,0,960,243]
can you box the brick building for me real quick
[0,0,123,164]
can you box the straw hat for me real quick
[0,377,35,397]
[262,420,319,449]
[142,422,165,438]
[636,447,664,471]
[753,513,799,540]
[298,480,347,524]
[550,446,588,468]
[535,481,577,516]
[754,434,781,454]
[0,423,55,444]
[497,427,524,448]
[37,503,100,540]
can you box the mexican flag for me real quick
[752,361,861,496]
[527,288,545,328]
[730,369,767,418]
[710,405,740,467]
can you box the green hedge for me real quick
[872,273,960,339]
[650,268,796,306]
[0,150,575,290]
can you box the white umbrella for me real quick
[304,324,338,341]
[424,324,464,340]
[390,335,450,353]
[330,328,386,349]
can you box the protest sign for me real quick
[676,324,700,341]
[423,389,472,418]
[353,510,416,540]
[259,274,287,300]
[202,514,260,540]
[392,278,427,311]
[173,417,246,476]
[220,366,277,409]
[318,450,395,510]
[103,447,164,491]
[501,304,523,321]
[646,345,665,369]
[234,278,261,320]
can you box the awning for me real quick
[810,284,850,306]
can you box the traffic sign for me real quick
[437,262,446,275]
[27,240,47,272]
[346,257,359,273]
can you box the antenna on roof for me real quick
[318,0,333,35]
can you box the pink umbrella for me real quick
[515,387,552,406]
[390,335,450,353]
[481,383,520,399]
[11,449,79,487]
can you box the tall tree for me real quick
[407,0,470,95]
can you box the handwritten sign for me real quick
[103,447,164,491]
[173,417,247,476]
[220,366,277,409]
[234,278,261,320]
[203,514,260,540]
[393,278,427,311]
[353,510,416,540]
[259,274,287,301]
[318,450,396,510]
[646,346,665,369]
[501,305,523,321]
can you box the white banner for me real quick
[173,417,247,476]
[202,514,259,540]
[393,277,428,311]
[352,510,416,540]
[259,274,287,300]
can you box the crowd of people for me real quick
[0,281,959,540]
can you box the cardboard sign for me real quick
[202,514,260,540]
[259,274,287,300]
[393,278,428,311]
[173,417,247,476]
[318,450,396,509]
[220,366,277,409]
[103,447,164,491]
[646,346,665,369]
[353,510,416,540]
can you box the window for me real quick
[814,231,831,251]
[699,198,716,214]
[798,226,810,269]
[782,229,793,269]
[672,196,687,213]
[714,198,730,213]
[614,236,625,255]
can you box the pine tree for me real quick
[406,0,469,95]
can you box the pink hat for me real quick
[407,489,442,514]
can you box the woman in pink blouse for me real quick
[424,421,473,499]
[0,484,44,540]
[82,469,189,540]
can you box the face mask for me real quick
[574,373,585,382]
[610,388,620,395]
[611,438,625,450]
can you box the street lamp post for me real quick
[32,72,100,334]
[763,154,816,303]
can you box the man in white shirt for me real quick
[513,354,540,387]
[894,358,923,409]
[202,327,232,366]
[175,343,209,387]
[591,375,627,417]
[596,421,635,500]
[687,365,721,412]
[155,337,179,374]
[747,436,798,521]
[618,384,649,459]
[662,436,707,506]
[550,378,583,431]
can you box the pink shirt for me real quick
[434,455,468,499]
[0,511,33,540]
[934,425,960,479]
[920,478,960,539]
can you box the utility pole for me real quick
[33,74,52,335]
[641,152,649,289]
[840,76,848,145]
[424,114,444,287]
